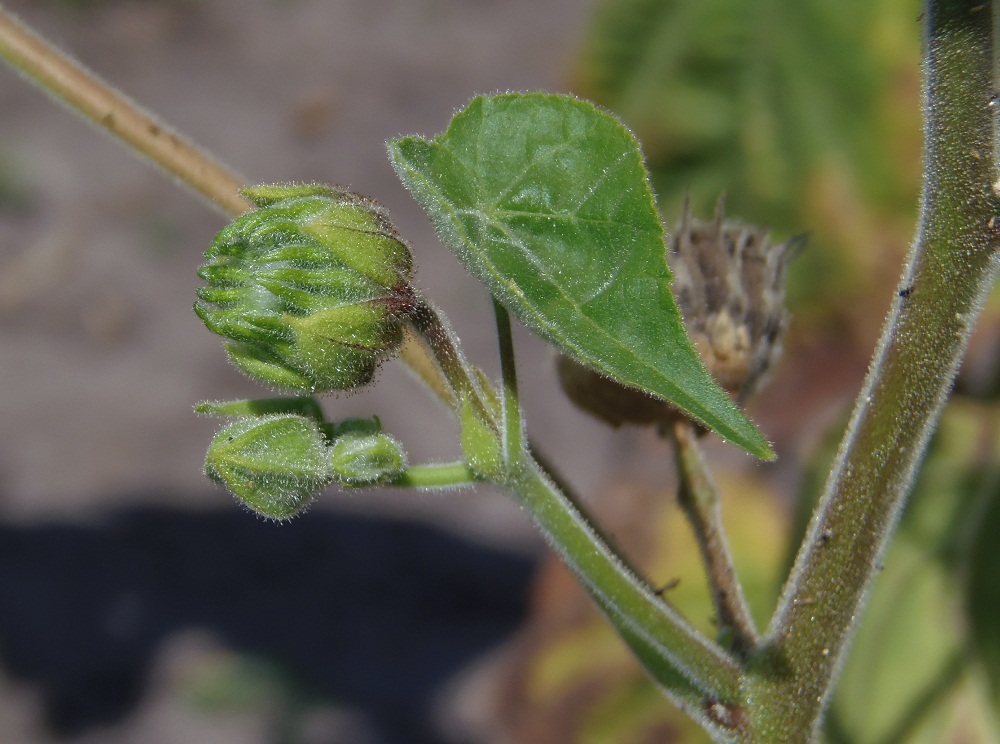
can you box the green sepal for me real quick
[301,197,413,287]
[240,183,341,207]
[223,342,320,391]
[286,302,403,351]
[195,396,325,421]
[329,417,383,437]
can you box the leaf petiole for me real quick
[492,296,524,470]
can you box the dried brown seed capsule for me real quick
[558,198,800,428]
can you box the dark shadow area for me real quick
[0,503,537,743]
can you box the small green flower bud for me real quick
[329,417,383,437]
[329,424,407,486]
[196,184,416,393]
[205,414,332,520]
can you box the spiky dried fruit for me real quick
[558,199,799,428]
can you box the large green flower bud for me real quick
[205,414,332,520]
[196,184,416,392]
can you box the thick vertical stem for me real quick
[748,2,1000,739]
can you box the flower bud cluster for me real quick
[196,184,416,393]
[203,406,407,520]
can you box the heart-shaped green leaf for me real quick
[388,93,771,459]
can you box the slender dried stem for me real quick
[671,421,759,656]
[0,6,249,216]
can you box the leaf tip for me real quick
[726,421,775,461]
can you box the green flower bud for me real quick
[196,184,416,393]
[205,414,332,520]
[328,417,383,437]
[329,421,407,486]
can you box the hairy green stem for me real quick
[671,421,759,657]
[390,461,480,488]
[399,327,459,411]
[507,458,746,724]
[413,293,741,711]
[748,1,1000,738]
[407,299,498,430]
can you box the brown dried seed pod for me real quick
[670,197,802,403]
[557,198,800,428]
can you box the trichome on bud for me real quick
[328,417,407,486]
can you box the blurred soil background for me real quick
[1,1,999,743]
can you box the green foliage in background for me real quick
[572,0,923,325]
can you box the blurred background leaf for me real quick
[571,0,923,339]
[959,426,1000,731]
[822,399,1000,743]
